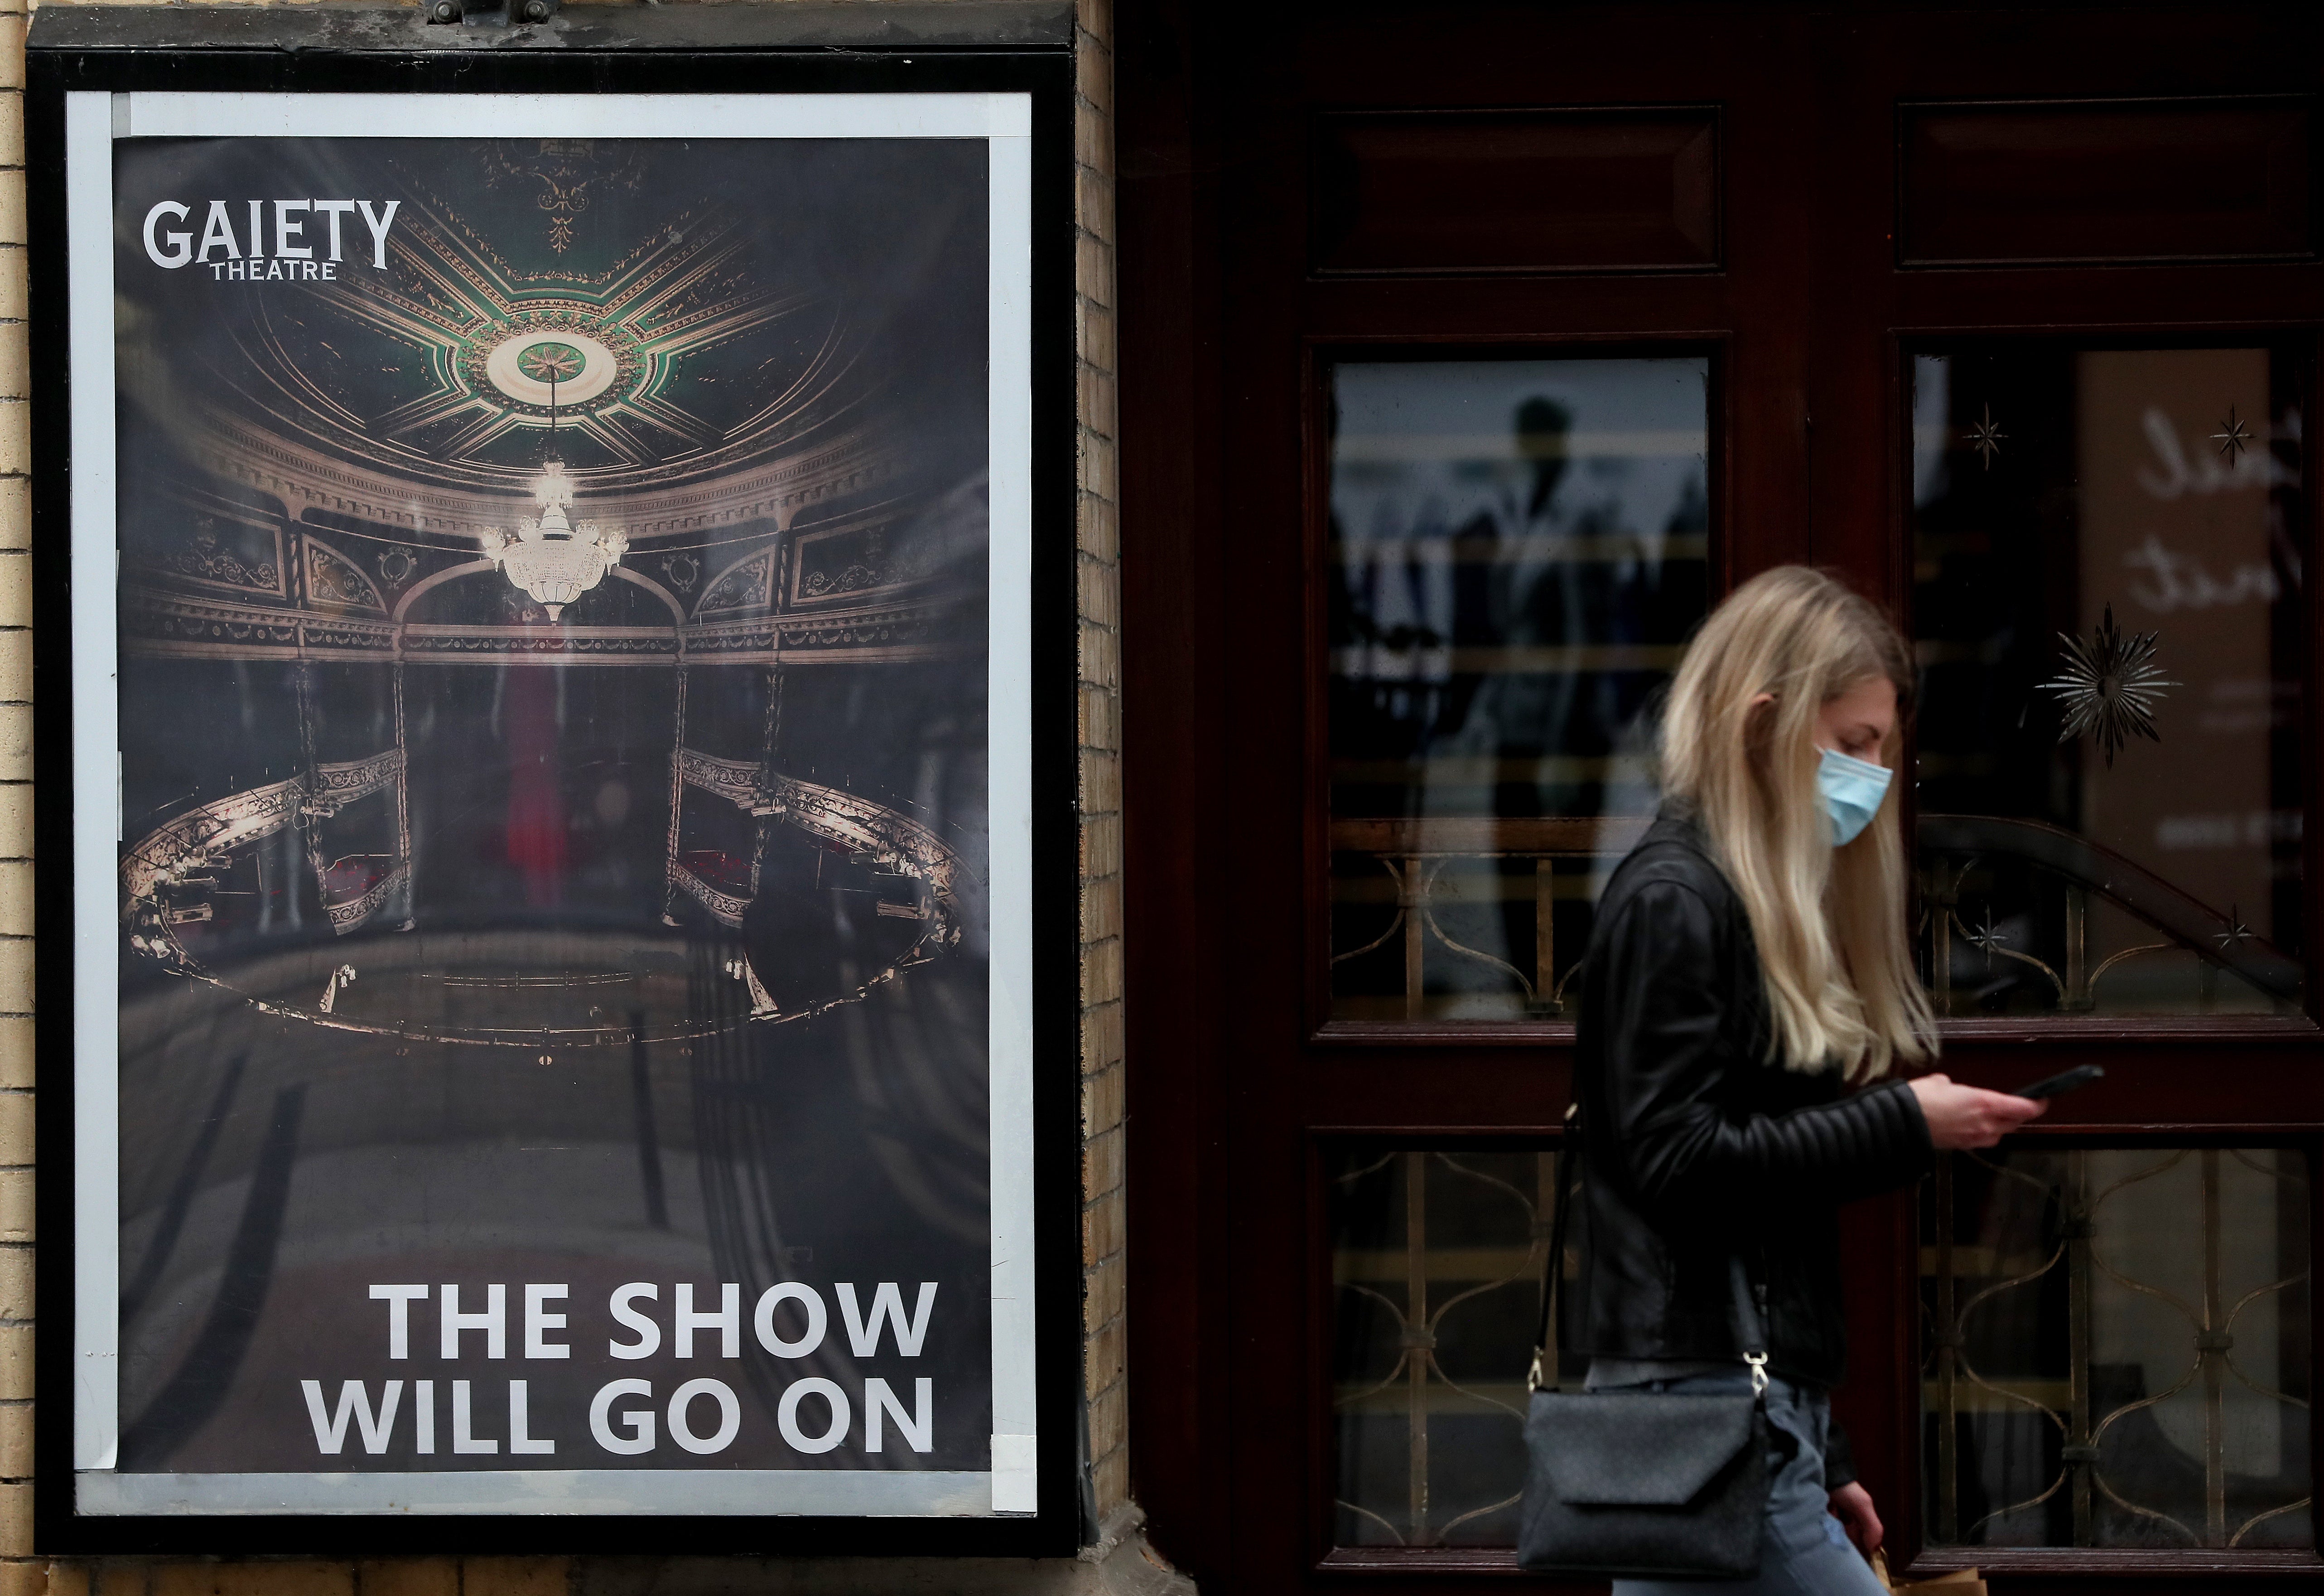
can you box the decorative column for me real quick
[660,662,689,925]
[294,656,330,909]
[392,659,415,929]
[749,660,785,898]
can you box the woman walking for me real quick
[1565,566,2044,1594]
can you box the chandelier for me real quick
[481,352,629,621]
[483,459,628,620]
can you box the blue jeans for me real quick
[1606,1372,1888,1596]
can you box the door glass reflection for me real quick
[1923,1147,2314,1549]
[1326,358,1711,1023]
[1912,347,2308,1017]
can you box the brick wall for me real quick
[4,0,1158,1588]
[1070,0,1128,1534]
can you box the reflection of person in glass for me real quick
[1563,566,2044,1592]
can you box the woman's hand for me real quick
[1908,1074,2046,1150]
[1828,1481,1883,1557]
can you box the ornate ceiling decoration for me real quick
[116,139,986,653]
[481,140,651,256]
[174,141,886,505]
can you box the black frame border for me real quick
[26,39,1084,1559]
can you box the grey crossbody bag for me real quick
[1516,1119,1774,1579]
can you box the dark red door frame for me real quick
[1118,5,2324,1591]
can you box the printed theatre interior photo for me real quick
[105,132,998,1485]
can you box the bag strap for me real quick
[1529,1102,1770,1399]
[1727,1253,1770,1397]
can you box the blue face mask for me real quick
[1817,746,1892,847]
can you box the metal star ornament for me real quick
[1967,404,2007,470]
[1965,905,2007,969]
[2215,907,2254,951]
[2039,604,2180,768]
[2211,406,2253,464]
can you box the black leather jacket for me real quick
[1559,812,1933,1478]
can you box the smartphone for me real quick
[2008,1064,2105,1101]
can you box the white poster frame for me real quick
[62,88,1040,1522]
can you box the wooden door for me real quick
[1117,5,2324,1591]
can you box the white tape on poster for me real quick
[984,102,1041,1517]
[989,1433,1037,1515]
[66,87,123,1473]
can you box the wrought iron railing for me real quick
[1330,811,2302,1021]
[1920,815,2301,1016]
[1328,816,1650,1020]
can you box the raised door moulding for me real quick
[1309,106,1721,276]
[1899,95,2317,267]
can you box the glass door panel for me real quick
[1328,1145,1554,1548]
[1326,357,1712,1023]
[1911,346,2309,1018]
[1922,1146,2314,1549]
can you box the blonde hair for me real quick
[1659,566,1935,1080]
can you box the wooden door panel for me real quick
[1897,96,2315,268]
[1297,284,1740,339]
[1813,8,2324,1579]
[1220,8,1817,1588]
[1310,106,1722,276]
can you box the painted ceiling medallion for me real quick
[481,327,623,409]
[2039,603,2180,768]
[482,459,629,621]
[1966,403,2007,470]
[518,341,584,384]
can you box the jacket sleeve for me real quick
[1824,1419,1857,1490]
[1593,880,1934,1221]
